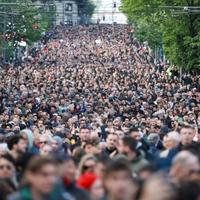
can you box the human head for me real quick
[79,126,91,143]
[6,135,27,154]
[51,136,63,152]
[170,151,200,183]
[121,136,138,160]
[103,158,137,200]
[167,131,180,149]
[130,127,141,141]
[94,155,109,179]
[25,155,57,195]
[40,145,53,155]
[38,135,49,148]
[20,129,34,151]
[0,154,15,179]
[59,157,77,182]
[140,174,177,200]
[106,133,118,151]
[180,125,195,146]
[115,130,125,139]
[147,133,160,146]
[78,154,97,177]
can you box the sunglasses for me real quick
[0,165,12,170]
[83,165,94,171]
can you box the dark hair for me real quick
[129,126,139,133]
[26,155,56,174]
[83,140,95,148]
[122,136,138,152]
[177,182,200,200]
[104,158,132,178]
[96,154,110,164]
[0,180,16,200]
[80,125,91,131]
[0,153,15,166]
[6,135,24,150]
[180,124,195,131]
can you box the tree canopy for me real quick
[0,0,54,60]
[121,0,200,71]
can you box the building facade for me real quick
[91,0,127,24]
[55,0,78,25]
[35,0,78,26]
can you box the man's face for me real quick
[79,128,90,142]
[104,171,133,200]
[17,139,28,153]
[131,131,140,141]
[180,128,195,145]
[106,134,118,150]
[28,164,56,194]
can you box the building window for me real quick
[65,14,73,25]
[65,3,73,12]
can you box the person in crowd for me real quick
[166,125,197,166]
[20,129,34,152]
[103,134,118,157]
[139,174,177,200]
[0,24,199,199]
[102,158,138,200]
[121,136,149,174]
[169,151,200,183]
[59,156,91,200]
[40,144,53,155]
[72,126,91,150]
[6,135,27,161]
[147,133,160,157]
[77,154,97,178]
[94,155,108,179]
[51,135,65,157]
[0,179,16,200]
[77,172,104,200]
[159,131,180,158]
[8,155,74,200]
[0,153,17,189]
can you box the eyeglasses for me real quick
[0,165,12,170]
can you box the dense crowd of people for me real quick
[0,24,200,200]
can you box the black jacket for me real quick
[65,182,91,200]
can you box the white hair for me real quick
[167,131,180,143]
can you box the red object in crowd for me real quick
[77,172,98,191]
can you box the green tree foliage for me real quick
[0,0,54,59]
[0,0,53,44]
[121,0,200,70]
[75,0,95,16]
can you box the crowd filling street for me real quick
[0,24,200,200]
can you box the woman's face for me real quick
[90,179,104,200]
[0,158,15,179]
[83,159,96,174]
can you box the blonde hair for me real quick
[77,154,96,178]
